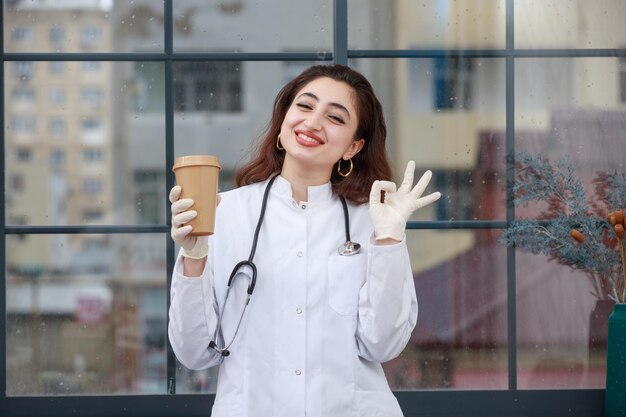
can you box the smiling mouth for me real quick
[296,131,323,145]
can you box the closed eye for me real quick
[329,114,345,124]
[296,102,313,110]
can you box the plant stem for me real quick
[608,224,626,303]
[582,241,622,303]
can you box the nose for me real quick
[304,110,323,130]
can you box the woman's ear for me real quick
[343,138,365,160]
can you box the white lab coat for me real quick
[168,175,418,417]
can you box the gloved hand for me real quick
[169,185,209,259]
[369,160,442,241]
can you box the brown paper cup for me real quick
[172,155,221,236]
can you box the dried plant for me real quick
[500,151,626,302]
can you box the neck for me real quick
[281,159,332,202]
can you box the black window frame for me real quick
[0,0,613,415]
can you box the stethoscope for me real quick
[208,174,360,356]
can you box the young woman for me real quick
[168,64,441,417]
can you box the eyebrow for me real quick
[297,92,352,120]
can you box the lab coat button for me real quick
[300,204,306,210]
[295,369,302,376]
[297,251,303,257]
[296,308,302,314]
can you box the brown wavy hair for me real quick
[235,64,391,204]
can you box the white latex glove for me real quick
[369,160,442,241]
[169,185,209,259]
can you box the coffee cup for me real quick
[172,155,222,236]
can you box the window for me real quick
[11,116,36,134]
[81,88,103,107]
[82,148,103,162]
[10,27,34,42]
[434,56,473,110]
[50,149,65,166]
[49,88,66,104]
[2,1,616,416]
[82,178,103,195]
[8,174,24,193]
[12,88,35,103]
[81,118,102,132]
[15,148,32,162]
[49,118,66,136]
[13,62,34,81]
[134,171,164,224]
[173,61,242,112]
[49,27,65,46]
[80,26,102,47]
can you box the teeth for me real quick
[297,133,319,143]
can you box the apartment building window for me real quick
[10,26,34,42]
[49,88,66,104]
[49,118,66,136]
[13,61,33,81]
[434,56,473,110]
[80,26,102,48]
[173,61,242,112]
[15,148,32,162]
[12,88,34,103]
[81,88,103,107]
[49,26,65,46]
[82,148,103,162]
[8,174,24,193]
[11,116,36,134]
[50,149,65,166]
[433,170,474,221]
[82,178,103,195]
[81,118,102,132]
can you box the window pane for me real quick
[172,0,331,53]
[515,0,626,49]
[3,0,164,53]
[6,234,167,395]
[383,230,509,389]
[510,57,626,388]
[174,61,279,189]
[349,0,505,50]
[353,58,506,221]
[4,61,166,226]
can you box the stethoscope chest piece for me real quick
[338,241,361,256]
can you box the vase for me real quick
[605,303,626,417]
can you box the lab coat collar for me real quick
[272,175,334,205]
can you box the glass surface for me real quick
[515,251,605,389]
[6,234,167,395]
[514,57,626,211]
[172,0,331,53]
[515,0,626,49]
[354,58,507,221]
[4,61,166,226]
[383,230,509,389]
[511,57,626,388]
[349,0,505,50]
[3,0,164,53]
[173,61,322,190]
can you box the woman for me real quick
[168,64,441,417]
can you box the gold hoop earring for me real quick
[276,134,284,151]
[337,158,353,177]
